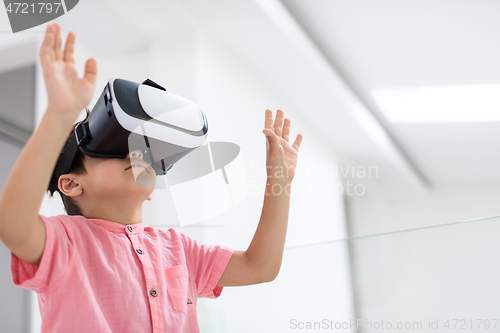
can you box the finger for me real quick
[263,128,282,156]
[292,133,303,152]
[283,118,291,142]
[264,109,274,131]
[265,131,270,153]
[84,58,98,85]
[274,109,284,137]
[54,24,62,61]
[63,32,76,63]
[39,24,56,61]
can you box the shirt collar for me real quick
[87,217,144,234]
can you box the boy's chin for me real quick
[132,169,157,190]
[134,178,156,190]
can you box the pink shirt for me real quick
[10,214,234,332]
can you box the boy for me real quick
[0,24,303,332]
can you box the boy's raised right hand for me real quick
[40,23,97,121]
[0,24,98,265]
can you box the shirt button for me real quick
[136,248,143,255]
[150,289,158,297]
[127,225,133,232]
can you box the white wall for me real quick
[0,141,30,333]
[0,60,37,333]
[347,187,500,238]
[347,186,500,332]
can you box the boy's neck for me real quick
[83,203,144,225]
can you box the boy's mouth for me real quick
[126,161,151,174]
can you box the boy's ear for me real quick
[58,174,83,197]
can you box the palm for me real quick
[39,24,97,118]
[263,109,303,182]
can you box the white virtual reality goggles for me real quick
[54,78,208,182]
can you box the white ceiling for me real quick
[282,0,500,88]
[281,0,500,188]
[1,0,499,192]
[0,0,190,56]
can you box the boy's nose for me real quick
[129,150,143,159]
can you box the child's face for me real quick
[78,150,156,207]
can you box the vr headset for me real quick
[53,78,208,186]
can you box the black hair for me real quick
[47,110,89,215]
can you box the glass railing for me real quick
[197,215,500,332]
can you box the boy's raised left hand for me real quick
[262,109,303,183]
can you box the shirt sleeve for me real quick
[178,231,234,299]
[10,214,74,293]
